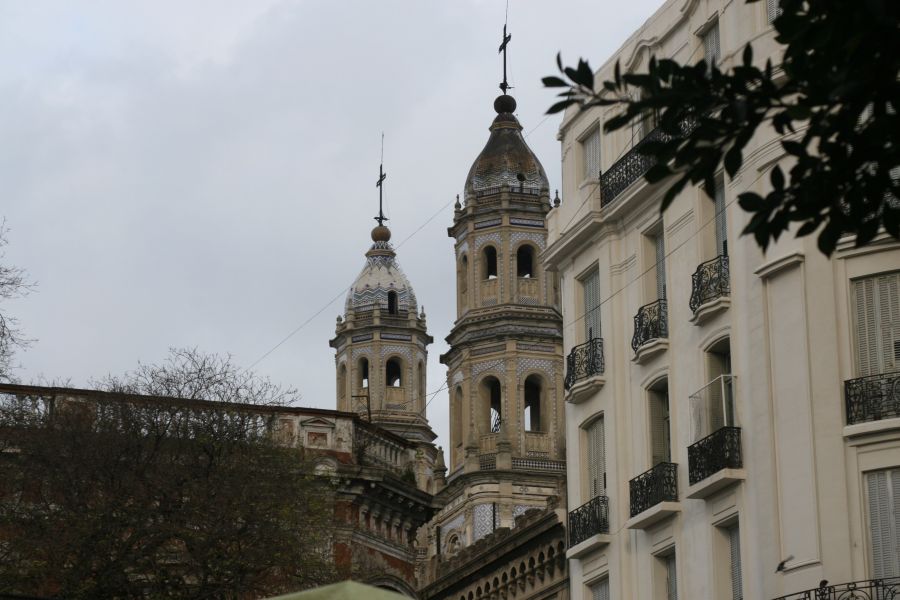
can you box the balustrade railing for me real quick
[568,495,609,547]
[772,576,900,600]
[564,338,605,390]
[479,453,497,470]
[631,299,668,352]
[845,371,900,425]
[688,426,742,485]
[689,254,730,312]
[629,462,678,517]
[600,117,699,206]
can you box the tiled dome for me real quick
[463,95,550,201]
[344,230,418,315]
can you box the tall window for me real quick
[358,357,369,389]
[523,375,543,432]
[654,231,667,299]
[659,552,678,600]
[728,524,743,600]
[517,245,535,278]
[766,0,782,23]
[385,358,402,387]
[865,468,900,578]
[702,19,721,71]
[480,376,502,434]
[586,416,606,498]
[590,578,610,600]
[583,127,602,181]
[483,246,498,280]
[387,291,398,315]
[338,364,347,400]
[459,255,469,307]
[714,174,727,256]
[581,267,602,342]
[853,272,900,376]
[649,379,671,465]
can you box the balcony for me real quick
[600,117,699,207]
[772,577,900,600]
[845,371,900,425]
[631,299,668,362]
[627,462,680,529]
[480,279,499,306]
[689,254,730,324]
[567,496,610,558]
[524,431,550,457]
[564,338,606,403]
[686,427,745,498]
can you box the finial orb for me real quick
[494,94,517,114]
[371,225,391,242]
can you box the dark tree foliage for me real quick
[0,350,336,599]
[544,0,900,255]
[0,221,33,382]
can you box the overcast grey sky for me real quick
[2,0,663,451]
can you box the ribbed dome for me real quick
[463,95,550,200]
[344,234,418,315]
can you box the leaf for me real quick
[547,99,576,115]
[542,76,568,88]
[771,166,785,191]
[724,146,743,177]
[645,163,671,183]
[781,140,805,156]
[817,223,842,256]
[796,220,820,236]
[742,43,753,67]
[738,192,764,211]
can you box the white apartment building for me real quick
[542,1,900,599]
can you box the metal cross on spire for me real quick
[375,133,388,226]
[498,19,512,94]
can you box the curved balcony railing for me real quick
[629,462,678,517]
[564,338,605,390]
[688,426,742,485]
[600,117,699,207]
[568,495,609,547]
[845,371,900,425]
[631,299,668,352]
[772,576,900,600]
[689,254,730,313]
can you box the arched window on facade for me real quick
[358,357,369,389]
[459,255,469,308]
[523,374,543,432]
[387,291,398,315]
[483,246,498,280]
[386,358,403,387]
[479,376,502,433]
[517,245,535,278]
[452,386,463,455]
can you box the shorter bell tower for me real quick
[330,161,436,444]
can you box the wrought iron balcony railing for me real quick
[688,426,742,485]
[845,371,900,425]
[600,117,699,207]
[772,576,900,600]
[568,495,609,547]
[631,299,668,352]
[564,338,605,390]
[629,462,678,517]
[689,254,730,313]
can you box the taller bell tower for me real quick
[442,90,566,472]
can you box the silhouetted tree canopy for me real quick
[545,0,899,255]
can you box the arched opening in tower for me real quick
[524,375,543,432]
[479,376,502,433]
[387,290,398,315]
[483,246,498,280]
[517,245,535,278]
[386,358,403,387]
[358,358,369,389]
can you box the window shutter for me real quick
[587,417,606,497]
[866,469,900,578]
[583,268,602,342]
[703,21,721,69]
[590,578,610,600]
[666,554,678,600]
[855,278,878,376]
[655,233,667,300]
[729,525,743,600]
[714,176,727,256]
[877,273,900,372]
[766,0,782,23]
[650,392,671,465]
[583,128,602,181]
